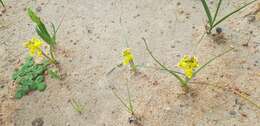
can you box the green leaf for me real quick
[27,8,41,25]
[0,0,5,7]
[28,8,53,45]
[21,85,30,93]
[12,71,19,80]
[212,0,222,24]
[212,0,257,29]
[24,57,34,67]
[200,0,213,26]
[51,23,57,44]
[37,22,52,43]
[15,90,26,99]
[36,27,51,45]
[12,57,49,99]
[36,82,47,91]
[35,75,44,83]
[48,69,61,80]
[32,65,46,75]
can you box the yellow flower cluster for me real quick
[122,48,134,65]
[24,38,43,57]
[177,55,199,78]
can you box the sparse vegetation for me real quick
[200,0,257,34]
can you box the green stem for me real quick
[126,82,134,115]
[192,32,207,54]
[38,48,57,64]
[211,0,257,30]
[130,60,137,73]
[142,37,186,85]
[212,0,222,24]
[193,47,234,78]
[135,64,185,76]
[49,46,57,64]
[0,0,4,7]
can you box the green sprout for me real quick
[70,98,84,114]
[12,57,48,99]
[143,38,234,93]
[27,8,62,64]
[200,0,257,34]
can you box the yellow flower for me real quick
[177,55,199,78]
[122,48,134,65]
[24,38,43,57]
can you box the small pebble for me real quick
[36,6,42,12]
[32,118,44,126]
[216,27,222,34]
[229,110,236,115]
[242,43,249,47]
[247,15,256,23]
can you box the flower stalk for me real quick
[122,48,137,73]
[142,37,233,93]
[27,8,61,64]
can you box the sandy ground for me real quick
[0,0,260,126]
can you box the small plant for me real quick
[11,8,62,99]
[143,38,233,93]
[12,57,48,99]
[112,83,142,125]
[70,98,84,114]
[27,8,62,64]
[200,0,257,34]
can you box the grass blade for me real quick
[36,27,51,45]
[70,99,84,114]
[0,0,4,7]
[28,8,41,24]
[212,0,223,24]
[200,0,213,26]
[112,89,132,114]
[193,48,234,77]
[126,82,134,114]
[212,0,257,28]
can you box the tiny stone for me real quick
[216,27,222,34]
[242,43,249,47]
[36,6,42,12]
[229,110,236,115]
[247,15,256,23]
[87,29,92,34]
[32,118,44,126]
